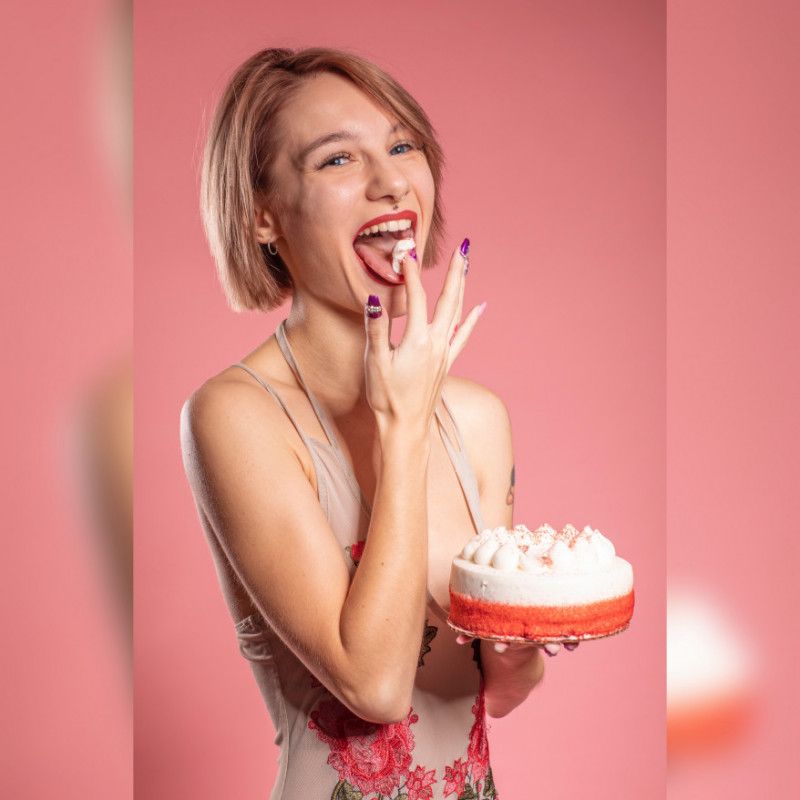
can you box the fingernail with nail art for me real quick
[460,237,470,257]
[366,294,382,319]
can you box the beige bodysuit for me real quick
[226,320,499,800]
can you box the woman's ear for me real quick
[253,201,281,245]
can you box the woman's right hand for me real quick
[363,240,485,440]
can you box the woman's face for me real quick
[259,72,435,318]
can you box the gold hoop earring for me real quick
[267,241,278,256]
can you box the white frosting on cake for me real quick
[451,555,633,606]
[459,523,617,574]
[450,523,634,607]
[391,237,415,274]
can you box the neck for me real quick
[283,298,372,417]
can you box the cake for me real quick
[448,523,634,642]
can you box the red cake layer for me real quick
[449,589,635,639]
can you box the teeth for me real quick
[357,218,413,237]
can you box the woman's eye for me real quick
[319,141,416,169]
[320,152,350,168]
[391,141,416,155]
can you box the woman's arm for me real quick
[181,381,429,724]
[451,380,546,718]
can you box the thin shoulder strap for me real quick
[274,321,373,517]
[435,396,486,534]
[275,321,343,452]
[230,361,315,451]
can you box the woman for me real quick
[181,47,561,800]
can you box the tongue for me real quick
[353,230,411,277]
[353,239,392,277]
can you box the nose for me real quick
[365,152,410,204]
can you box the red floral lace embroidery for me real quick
[442,678,498,798]
[317,542,495,798]
[308,695,425,798]
[443,757,468,797]
[406,765,437,800]
[347,539,365,566]
[467,682,490,784]
[308,680,496,799]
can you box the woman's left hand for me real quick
[455,633,579,657]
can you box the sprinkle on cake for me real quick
[460,523,618,574]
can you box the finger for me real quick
[363,294,390,361]
[455,634,474,645]
[563,641,580,651]
[399,251,428,336]
[448,252,467,345]
[386,313,394,350]
[432,238,469,338]
[493,641,509,653]
[542,643,561,657]
[446,301,487,371]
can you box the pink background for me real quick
[2,1,796,797]
[1,1,132,797]
[135,1,664,798]
[667,0,800,796]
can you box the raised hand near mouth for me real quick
[363,238,485,440]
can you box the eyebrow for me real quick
[297,122,407,166]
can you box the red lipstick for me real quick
[354,210,418,240]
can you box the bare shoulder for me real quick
[441,376,513,489]
[181,368,289,451]
[441,375,511,437]
[179,367,306,509]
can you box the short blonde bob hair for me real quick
[200,47,446,312]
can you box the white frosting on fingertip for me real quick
[391,238,415,274]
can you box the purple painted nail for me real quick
[459,237,470,257]
[563,641,579,651]
[366,294,382,319]
[410,248,417,261]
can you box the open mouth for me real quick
[352,211,417,285]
